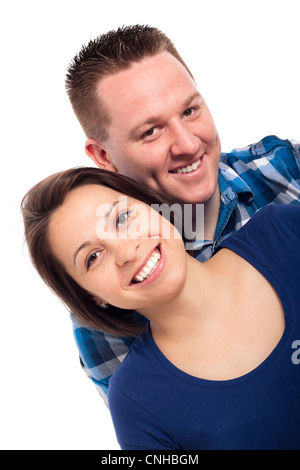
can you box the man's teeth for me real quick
[174,157,201,174]
[134,249,161,283]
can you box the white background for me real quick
[1,0,299,450]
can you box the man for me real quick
[65,25,300,404]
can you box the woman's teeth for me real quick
[174,157,201,174]
[133,249,161,283]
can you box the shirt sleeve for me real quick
[71,315,135,404]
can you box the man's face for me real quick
[92,52,221,206]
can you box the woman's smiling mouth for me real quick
[131,245,163,286]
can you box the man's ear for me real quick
[85,138,118,172]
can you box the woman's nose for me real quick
[111,236,140,267]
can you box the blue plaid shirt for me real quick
[72,135,300,404]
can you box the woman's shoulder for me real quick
[223,203,300,250]
[254,202,300,222]
[109,331,153,388]
[219,203,300,285]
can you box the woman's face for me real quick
[48,184,187,313]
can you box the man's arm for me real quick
[71,315,135,405]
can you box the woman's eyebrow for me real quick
[73,241,93,267]
[73,199,120,266]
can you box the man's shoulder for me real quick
[221,135,295,165]
[220,135,300,188]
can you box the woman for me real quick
[21,167,300,450]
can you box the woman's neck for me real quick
[139,250,235,344]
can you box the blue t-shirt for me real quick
[108,204,300,450]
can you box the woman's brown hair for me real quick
[21,167,186,337]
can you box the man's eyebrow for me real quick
[73,199,120,267]
[129,116,161,139]
[183,92,202,109]
[129,92,202,139]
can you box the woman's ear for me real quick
[99,301,109,309]
[91,295,109,309]
[85,138,118,172]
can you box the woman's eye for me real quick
[116,210,131,229]
[86,251,101,269]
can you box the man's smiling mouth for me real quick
[170,156,202,174]
[131,246,161,284]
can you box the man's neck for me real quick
[202,184,221,241]
[180,185,221,243]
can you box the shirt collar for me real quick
[218,154,254,203]
[187,155,254,252]
[189,158,254,252]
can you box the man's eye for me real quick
[142,127,158,138]
[183,107,194,117]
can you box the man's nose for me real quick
[170,121,200,157]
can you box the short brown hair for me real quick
[21,167,187,337]
[65,24,193,142]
